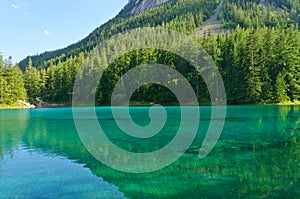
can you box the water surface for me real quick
[0,106,299,198]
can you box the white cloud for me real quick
[11,3,31,15]
[11,4,18,9]
[44,30,53,36]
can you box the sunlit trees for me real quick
[0,55,27,105]
[2,0,299,106]
[5,64,27,105]
[24,58,42,102]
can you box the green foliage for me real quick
[41,53,84,102]
[8,0,300,105]
[24,58,42,102]
[223,0,299,29]
[19,0,218,69]
[0,55,27,105]
[0,56,9,105]
[275,72,290,102]
[6,66,27,104]
[200,26,300,104]
[40,25,298,105]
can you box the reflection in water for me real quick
[0,109,29,158]
[0,146,128,199]
[0,106,299,198]
[0,108,128,199]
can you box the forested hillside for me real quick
[19,0,218,69]
[1,0,299,106]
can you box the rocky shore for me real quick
[35,98,67,108]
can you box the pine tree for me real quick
[261,27,275,102]
[44,66,56,102]
[245,29,262,103]
[275,72,290,103]
[5,65,27,105]
[0,55,9,104]
[284,27,300,101]
[24,58,42,102]
[39,69,48,99]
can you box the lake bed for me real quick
[0,105,299,198]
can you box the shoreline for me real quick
[0,105,35,110]
[0,100,35,110]
[276,101,300,105]
[0,101,299,110]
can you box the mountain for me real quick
[129,0,170,15]
[19,0,173,69]
[12,0,299,106]
[19,0,299,70]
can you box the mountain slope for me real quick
[129,0,170,15]
[194,0,225,38]
[19,0,299,70]
[20,0,300,70]
[11,0,300,105]
[19,0,173,69]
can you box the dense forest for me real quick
[0,56,27,106]
[1,0,299,106]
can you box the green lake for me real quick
[0,105,299,198]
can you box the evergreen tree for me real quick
[5,65,27,104]
[283,27,300,101]
[261,27,275,101]
[24,58,42,102]
[244,29,262,103]
[9,0,300,105]
[0,55,8,104]
[44,65,56,102]
[275,72,290,103]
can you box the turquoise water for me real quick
[0,106,299,198]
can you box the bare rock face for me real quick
[129,0,170,15]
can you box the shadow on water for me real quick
[0,105,299,198]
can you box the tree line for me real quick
[19,0,219,69]
[95,25,300,105]
[1,26,299,106]
[0,56,27,105]
[201,25,300,104]
[19,0,299,70]
[2,0,299,106]
[223,0,300,29]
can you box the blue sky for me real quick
[0,0,127,63]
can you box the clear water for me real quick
[0,106,299,198]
